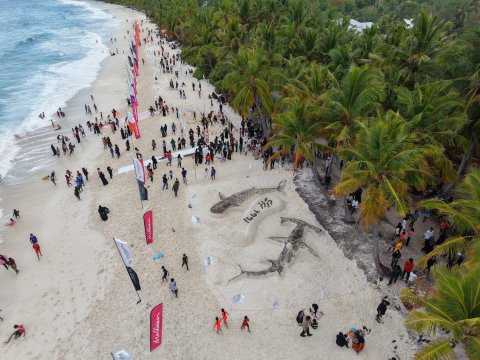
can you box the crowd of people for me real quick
[1,17,461,357]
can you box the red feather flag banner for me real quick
[143,210,153,244]
[150,303,163,352]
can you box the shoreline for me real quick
[0,0,117,187]
[0,2,136,358]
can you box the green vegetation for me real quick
[401,265,480,360]
[104,0,479,357]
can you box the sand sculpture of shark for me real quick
[229,217,322,281]
[210,180,287,214]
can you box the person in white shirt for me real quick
[352,199,359,210]
[424,227,434,240]
[407,270,417,285]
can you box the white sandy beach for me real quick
[0,2,416,359]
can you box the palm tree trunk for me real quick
[253,94,270,137]
[372,224,390,278]
[441,137,476,196]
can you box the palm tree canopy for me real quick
[401,265,480,360]
[396,81,468,148]
[221,47,274,116]
[323,65,385,142]
[417,168,480,268]
[334,112,441,227]
[264,98,321,163]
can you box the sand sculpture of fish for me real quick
[210,180,287,214]
[229,217,322,281]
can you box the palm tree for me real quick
[334,112,444,274]
[263,98,321,171]
[417,168,480,268]
[437,27,480,182]
[322,65,385,143]
[400,265,480,360]
[390,11,450,86]
[396,81,468,149]
[222,47,276,132]
[285,61,334,105]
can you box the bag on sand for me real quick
[296,310,304,324]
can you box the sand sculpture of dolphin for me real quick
[229,217,322,281]
[210,180,287,214]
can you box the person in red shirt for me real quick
[241,316,251,332]
[213,317,222,334]
[221,308,228,328]
[5,324,25,343]
[401,258,415,283]
[32,243,42,260]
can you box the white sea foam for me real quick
[59,0,115,21]
[0,32,109,181]
[0,3,118,182]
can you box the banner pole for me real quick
[135,290,142,304]
[132,156,144,210]
[113,237,142,304]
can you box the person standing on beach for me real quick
[162,174,169,190]
[98,169,108,186]
[211,167,216,180]
[181,253,188,270]
[50,171,56,186]
[213,317,222,334]
[7,257,19,274]
[107,166,113,179]
[401,258,415,283]
[13,209,20,219]
[173,178,180,197]
[161,266,169,282]
[114,144,121,159]
[152,156,158,170]
[74,186,81,200]
[82,167,89,181]
[182,168,187,184]
[241,316,251,332]
[169,278,178,297]
[32,242,42,260]
[376,298,391,323]
[177,154,182,167]
[221,309,229,328]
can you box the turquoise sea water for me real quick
[0,0,118,180]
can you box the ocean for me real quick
[0,0,118,183]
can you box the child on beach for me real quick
[4,324,25,343]
[213,317,222,334]
[241,316,251,332]
[161,266,169,282]
[32,243,42,260]
[7,257,19,274]
[169,278,178,297]
[221,309,228,328]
